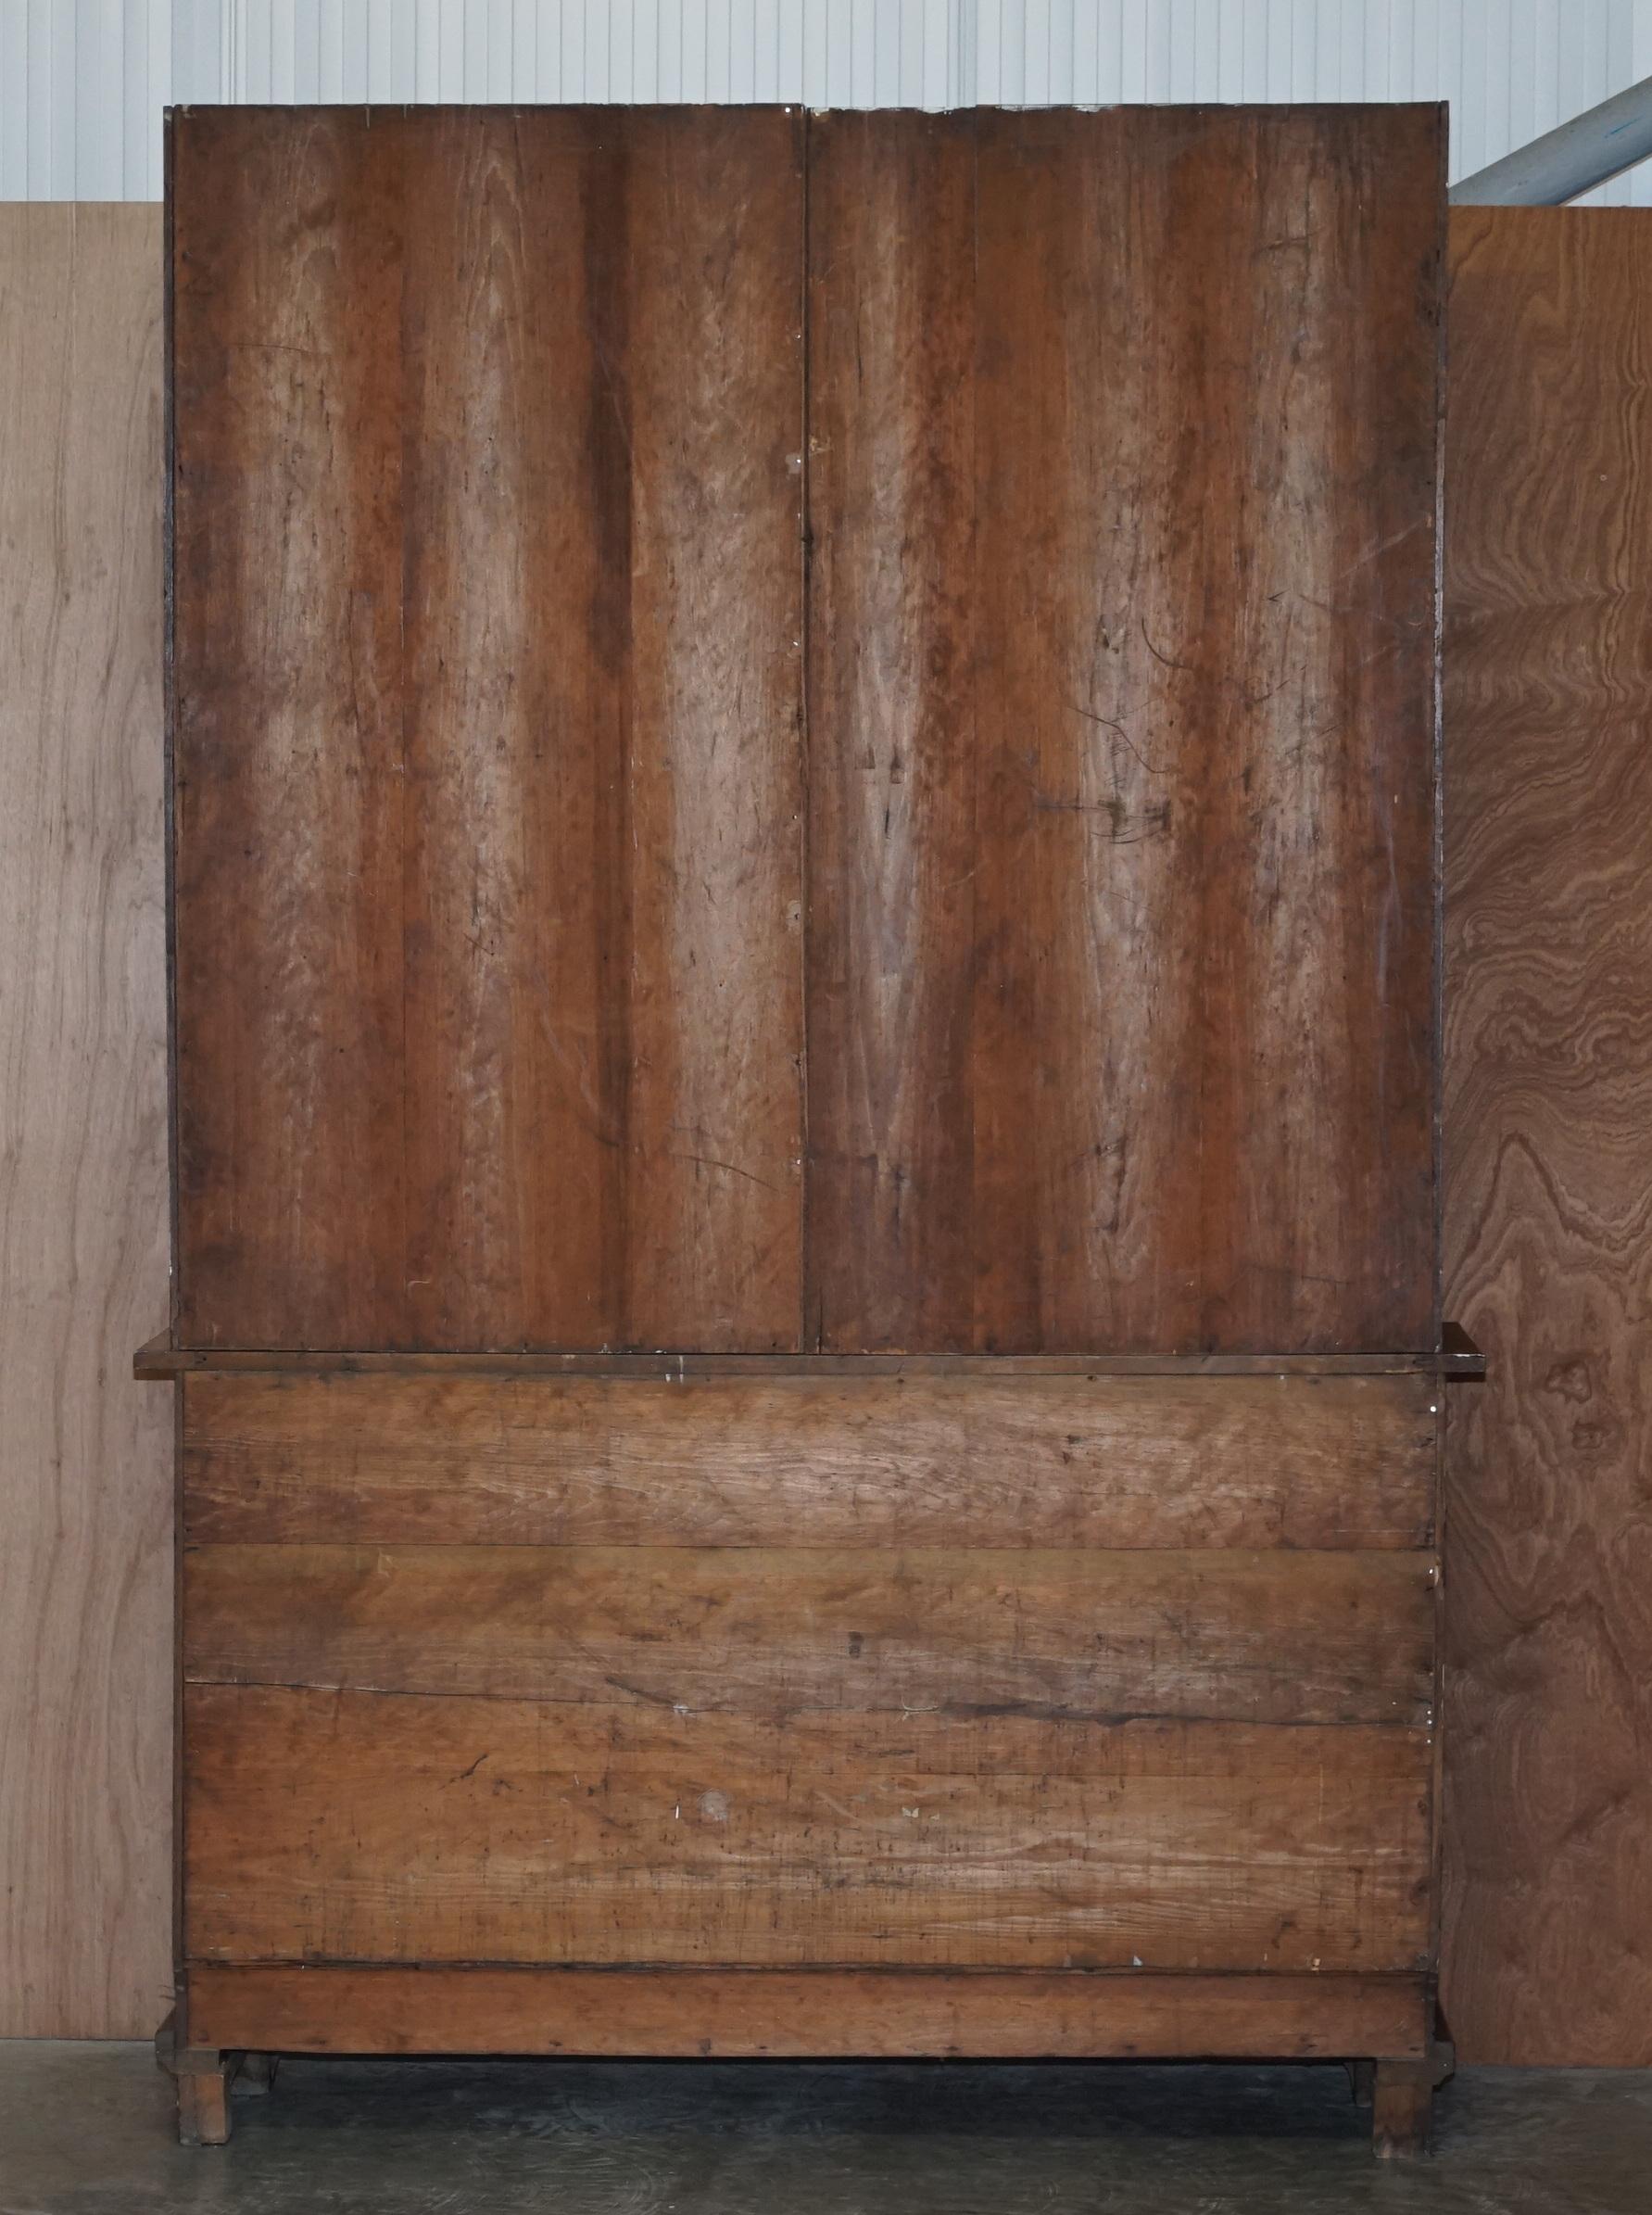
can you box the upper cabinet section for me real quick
[170,108,809,1352]
[805,106,1444,1354]
[170,104,1444,1355]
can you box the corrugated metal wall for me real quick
[6,2,1652,205]
[0,3,171,197]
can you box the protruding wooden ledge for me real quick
[134,1331,1487,1383]
[1439,1320,1488,1375]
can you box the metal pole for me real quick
[1452,73,1652,205]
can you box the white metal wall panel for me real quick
[0,0,170,196]
[6,1,1652,198]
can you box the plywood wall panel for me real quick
[1443,206,1652,2066]
[171,108,805,1352]
[0,205,170,2037]
[807,107,1444,1355]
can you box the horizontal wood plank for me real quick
[183,1962,1431,2060]
[184,1685,1431,1971]
[136,1338,1482,1378]
[183,1544,1433,1727]
[182,1371,1437,1550]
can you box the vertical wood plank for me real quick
[172,109,805,1350]
[969,106,1441,1354]
[397,111,624,1348]
[808,108,1441,1356]
[970,106,1195,1352]
[1443,207,1652,2065]
[171,110,410,1348]
[621,108,807,1349]
[0,206,171,2036]
[805,112,977,1349]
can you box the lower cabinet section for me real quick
[168,1361,1446,2151]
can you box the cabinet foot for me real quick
[155,2008,233,2145]
[1371,2058,1432,2158]
[177,2061,233,2145]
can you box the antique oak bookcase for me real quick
[142,102,1472,2155]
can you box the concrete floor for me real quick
[2,2043,1649,2215]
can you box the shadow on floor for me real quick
[3,2042,1649,2214]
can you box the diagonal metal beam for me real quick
[1452,73,1652,205]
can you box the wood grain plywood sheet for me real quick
[183,1542,1434,1726]
[181,1369,1438,1550]
[183,1685,1431,1971]
[170,108,805,1352]
[808,107,1444,1354]
[0,206,170,2037]
[1443,207,1652,2065]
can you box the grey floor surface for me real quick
[2,2042,1649,2215]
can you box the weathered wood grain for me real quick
[183,1684,1431,1971]
[183,1542,1433,1725]
[396,111,613,1348]
[159,107,1454,2076]
[0,207,171,2039]
[184,1962,1431,2061]
[175,2063,231,2147]
[172,104,1438,1359]
[182,1370,1437,1550]
[170,107,804,1351]
[140,1338,1476,1380]
[395,109,806,1350]
[805,112,977,1349]
[807,106,1437,1356]
[617,111,807,1348]
[1442,207,1652,2066]
[1371,2058,1434,2158]
[171,110,410,1348]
